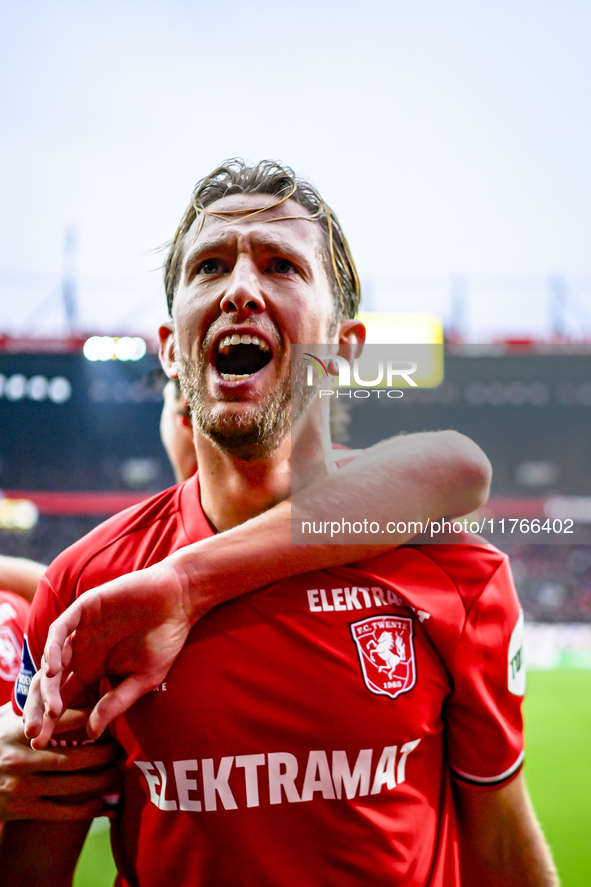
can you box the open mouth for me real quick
[216,333,272,382]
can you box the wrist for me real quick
[160,550,216,626]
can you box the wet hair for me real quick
[164,159,361,320]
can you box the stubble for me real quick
[177,353,294,460]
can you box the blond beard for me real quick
[177,354,295,460]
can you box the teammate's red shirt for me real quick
[0,590,30,705]
[15,473,525,887]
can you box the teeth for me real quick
[221,373,253,381]
[218,334,270,353]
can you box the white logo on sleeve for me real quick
[508,610,526,696]
[0,626,21,682]
[0,602,18,623]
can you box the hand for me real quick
[0,703,120,821]
[24,560,199,747]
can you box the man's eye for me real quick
[272,259,294,274]
[199,259,222,275]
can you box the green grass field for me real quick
[523,670,591,886]
[73,669,591,886]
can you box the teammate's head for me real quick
[164,159,361,323]
[160,379,197,483]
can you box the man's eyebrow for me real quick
[253,235,314,268]
[183,235,231,264]
[183,232,315,274]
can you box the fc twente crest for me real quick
[350,616,416,700]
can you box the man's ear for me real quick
[159,322,179,379]
[335,319,366,365]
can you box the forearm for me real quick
[0,556,47,602]
[169,429,491,617]
[454,775,559,886]
[296,429,491,526]
[167,506,366,616]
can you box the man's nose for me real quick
[220,258,266,317]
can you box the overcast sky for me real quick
[1,0,590,341]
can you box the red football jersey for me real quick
[0,590,30,705]
[15,473,525,887]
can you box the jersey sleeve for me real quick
[445,556,525,789]
[12,574,66,714]
[0,591,31,705]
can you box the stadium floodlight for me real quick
[83,336,101,360]
[114,336,147,361]
[84,335,115,361]
[4,374,27,401]
[131,337,147,360]
[99,336,116,360]
[114,337,136,361]
[47,377,72,404]
[26,375,49,401]
[84,335,146,361]
[0,497,39,531]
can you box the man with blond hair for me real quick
[5,160,556,886]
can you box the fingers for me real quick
[39,616,79,725]
[23,682,95,749]
[87,673,166,740]
[26,700,92,751]
[24,637,78,741]
[39,662,66,723]
[30,712,66,751]
[18,763,121,797]
[43,635,73,686]
[51,708,93,736]
[0,707,122,824]
[43,638,67,681]
[58,672,90,712]
[22,660,77,745]
[43,607,83,678]
[31,740,120,774]
[33,797,113,822]
[4,710,119,771]
[23,672,52,742]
